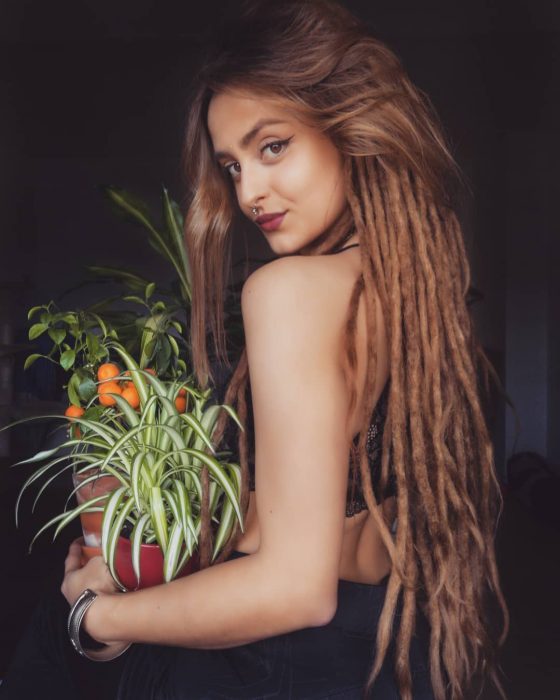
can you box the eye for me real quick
[261,138,292,159]
[222,137,292,181]
[223,161,241,180]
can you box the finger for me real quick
[64,540,83,574]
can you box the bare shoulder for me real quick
[241,253,357,345]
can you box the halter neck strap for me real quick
[331,242,360,254]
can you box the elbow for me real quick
[298,589,338,628]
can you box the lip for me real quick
[256,211,286,232]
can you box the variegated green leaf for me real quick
[178,413,215,456]
[150,486,168,552]
[109,392,141,429]
[130,513,151,587]
[101,486,129,564]
[163,521,184,583]
[178,449,242,525]
[103,497,135,590]
[212,497,235,562]
[28,494,107,552]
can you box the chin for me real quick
[263,233,296,256]
[266,231,319,257]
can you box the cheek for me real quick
[281,146,343,207]
[299,147,345,224]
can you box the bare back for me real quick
[236,246,395,585]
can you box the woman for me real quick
[2,1,508,698]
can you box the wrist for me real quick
[83,590,122,645]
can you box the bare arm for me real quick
[75,256,352,649]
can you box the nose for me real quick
[237,160,268,215]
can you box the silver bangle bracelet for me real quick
[67,588,132,662]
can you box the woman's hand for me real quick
[61,538,130,654]
[61,538,121,608]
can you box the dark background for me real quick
[0,1,559,697]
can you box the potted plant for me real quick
[2,335,244,591]
[2,185,246,591]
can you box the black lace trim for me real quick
[346,381,395,516]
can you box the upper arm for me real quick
[241,258,351,618]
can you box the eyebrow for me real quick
[214,118,289,161]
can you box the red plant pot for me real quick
[72,470,121,547]
[114,537,199,591]
[77,536,199,590]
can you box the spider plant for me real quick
[2,341,244,590]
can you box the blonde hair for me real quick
[182,2,508,697]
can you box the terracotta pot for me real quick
[77,537,102,567]
[72,469,120,547]
[114,537,199,590]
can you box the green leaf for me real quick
[181,449,243,527]
[212,496,235,561]
[48,328,66,345]
[131,513,151,587]
[86,332,101,358]
[150,486,168,552]
[102,186,159,235]
[23,353,42,370]
[107,345,149,406]
[144,337,157,361]
[156,337,172,369]
[86,266,152,293]
[29,323,48,340]
[77,375,97,402]
[173,479,196,552]
[52,494,108,541]
[104,496,135,591]
[28,494,107,552]
[162,187,192,301]
[60,348,76,371]
[163,521,184,583]
[11,446,61,467]
[122,295,146,306]
[89,313,108,339]
[27,306,45,321]
[167,334,180,359]
[67,374,81,406]
[145,282,156,300]
[101,486,129,585]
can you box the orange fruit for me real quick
[175,396,187,413]
[97,363,120,381]
[65,405,85,419]
[98,381,122,406]
[177,388,187,397]
[121,384,140,410]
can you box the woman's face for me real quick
[207,90,347,256]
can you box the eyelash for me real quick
[223,138,292,179]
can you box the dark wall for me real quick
[1,0,559,472]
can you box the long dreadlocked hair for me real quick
[181,1,509,698]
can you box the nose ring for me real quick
[251,206,258,217]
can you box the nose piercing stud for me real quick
[251,206,258,216]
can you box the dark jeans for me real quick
[1,551,434,699]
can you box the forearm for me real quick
[86,551,332,649]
